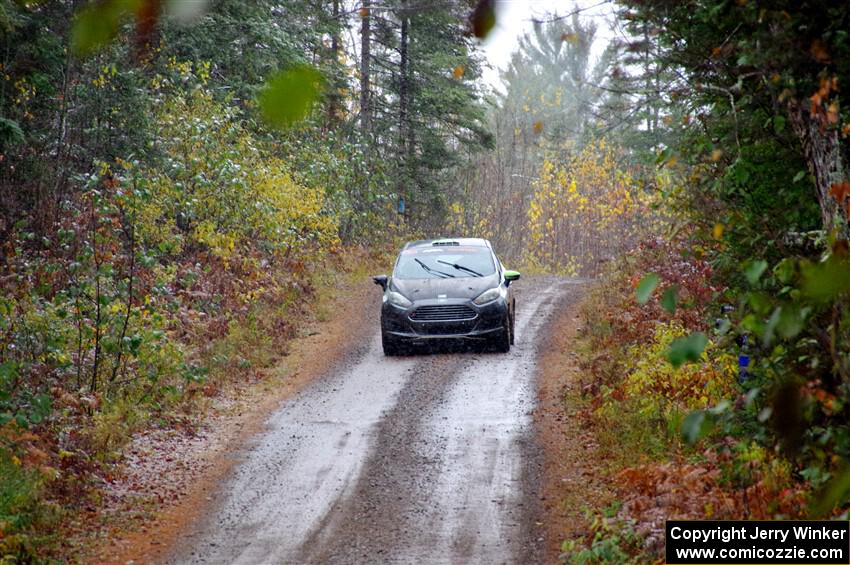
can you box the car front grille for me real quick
[409,304,477,322]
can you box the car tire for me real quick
[492,319,511,353]
[509,310,515,345]
[382,332,404,356]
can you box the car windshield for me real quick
[393,246,496,279]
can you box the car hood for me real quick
[390,274,499,301]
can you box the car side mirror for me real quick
[372,275,388,290]
[504,270,521,286]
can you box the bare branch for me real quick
[529,0,614,25]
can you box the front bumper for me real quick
[381,297,508,342]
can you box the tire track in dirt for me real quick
[167,277,584,564]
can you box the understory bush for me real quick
[565,234,821,562]
[0,60,371,560]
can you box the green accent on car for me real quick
[504,270,521,281]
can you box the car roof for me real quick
[402,238,492,251]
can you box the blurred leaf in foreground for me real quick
[661,286,678,314]
[165,0,210,22]
[469,0,496,39]
[258,66,324,129]
[636,273,659,304]
[666,332,707,368]
[810,464,850,518]
[71,0,140,57]
[743,259,768,285]
[681,410,713,443]
[800,255,850,303]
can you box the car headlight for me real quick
[473,287,503,305]
[385,290,412,308]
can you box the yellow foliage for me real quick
[524,138,674,275]
[132,63,338,262]
[713,223,725,239]
[621,323,738,417]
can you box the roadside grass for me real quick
[311,244,395,323]
[560,508,644,565]
[0,443,62,561]
[0,243,397,562]
[87,398,154,462]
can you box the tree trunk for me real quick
[787,98,846,236]
[405,16,416,215]
[357,0,372,216]
[359,0,371,136]
[398,11,409,206]
[326,0,341,126]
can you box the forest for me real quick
[1,0,850,562]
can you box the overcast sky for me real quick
[478,0,619,92]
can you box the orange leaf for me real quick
[810,39,831,63]
[827,102,840,124]
[829,181,850,203]
[452,65,465,79]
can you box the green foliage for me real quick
[666,332,708,369]
[661,286,677,314]
[611,0,850,520]
[391,4,492,228]
[0,449,42,528]
[0,0,490,557]
[800,255,850,303]
[275,126,397,242]
[743,260,768,286]
[635,273,658,304]
[258,66,324,129]
[140,61,338,258]
[157,0,332,102]
[681,410,712,444]
[0,445,56,561]
[588,304,737,463]
[70,0,139,56]
[0,371,51,430]
[0,117,24,149]
[561,515,644,564]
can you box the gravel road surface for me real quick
[168,277,583,565]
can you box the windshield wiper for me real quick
[436,260,483,277]
[414,258,454,278]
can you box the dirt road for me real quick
[168,277,583,564]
